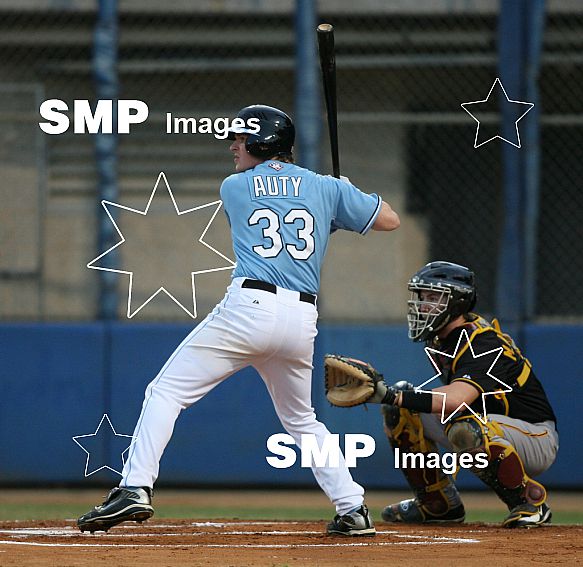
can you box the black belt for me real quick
[242,279,316,305]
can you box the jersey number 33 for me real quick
[248,208,315,261]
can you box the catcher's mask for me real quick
[227,104,295,159]
[407,261,476,342]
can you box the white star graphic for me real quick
[72,414,135,477]
[461,77,534,148]
[415,328,513,424]
[87,172,235,318]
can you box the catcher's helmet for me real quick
[227,104,295,159]
[407,261,477,342]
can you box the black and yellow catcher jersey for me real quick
[427,314,556,424]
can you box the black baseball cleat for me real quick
[77,487,154,533]
[502,502,552,528]
[381,498,466,524]
[327,504,376,536]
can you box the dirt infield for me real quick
[0,519,581,567]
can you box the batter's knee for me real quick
[446,417,484,452]
[279,411,319,435]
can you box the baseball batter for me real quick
[77,104,400,536]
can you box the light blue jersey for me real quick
[220,161,382,294]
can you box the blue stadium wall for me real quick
[0,323,580,488]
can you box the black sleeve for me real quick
[450,331,512,394]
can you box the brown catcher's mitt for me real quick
[324,354,387,407]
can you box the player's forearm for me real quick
[394,390,436,413]
[372,201,400,231]
[394,383,479,414]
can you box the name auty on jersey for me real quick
[252,175,302,198]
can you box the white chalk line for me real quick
[0,529,326,538]
[73,521,303,528]
[0,528,404,538]
[0,539,479,548]
[0,523,479,549]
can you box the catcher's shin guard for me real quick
[446,416,550,528]
[381,405,465,524]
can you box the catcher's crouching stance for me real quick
[325,262,558,528]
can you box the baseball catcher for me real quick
[324,261,558,528]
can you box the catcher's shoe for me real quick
[77,487,154,533]
[327,504,376,536]
[381,498,466,524]
[502,502,552,529]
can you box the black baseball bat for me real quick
[317,23,340,178]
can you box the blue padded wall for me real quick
[0,322,579,488]
[0,324,107,482]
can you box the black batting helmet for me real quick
[407,261,477,342]
[227,104,295,159]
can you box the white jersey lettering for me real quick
[253,176,267,197]
[291,176,302,197]
[267,176,278,196]
[279,176,289,196]
[252,175,302,198]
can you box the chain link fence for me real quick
[538,11,583,319]
[1,1,581,321]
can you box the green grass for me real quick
[0,503,91,521]
[1,503,582,524]
[0,504,332,522]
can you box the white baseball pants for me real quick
[121,277,365,514]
